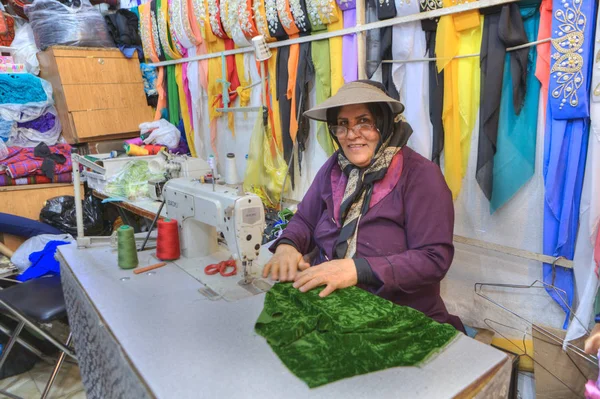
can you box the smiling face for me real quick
[335,104,381,168]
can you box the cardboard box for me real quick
[533,324,599,398]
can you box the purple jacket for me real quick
[272,146,464,332]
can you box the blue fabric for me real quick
[0,118,12,142]
[543,0,596,328]
[490,6,540,213]
[17,240,69,282]
[0,213,62,238]
[0,74,47,105]
[118,45,142,59]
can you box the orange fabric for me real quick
[255,0,275,41]
[241,0,260,39]
[268,48,283,152]
[287,37,300,141]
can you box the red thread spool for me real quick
[144,144,166,155]
[156,218,181,260]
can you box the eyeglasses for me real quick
[329,123,379,138]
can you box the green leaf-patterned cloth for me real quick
[255,283,460,388]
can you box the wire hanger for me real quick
[474,278,597,367]
[483,318,592,396]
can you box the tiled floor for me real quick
[0,360,86,399]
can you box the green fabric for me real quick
[311,38,337,156]
[255,283,459,388]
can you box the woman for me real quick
[262,80,464,332]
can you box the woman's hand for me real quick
[293,259,358,298]
[585,323,600,355]
[262,244,310,282]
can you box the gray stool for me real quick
[0,275,76,399]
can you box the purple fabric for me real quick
[125,137,144,145]
[586,381,600,399]
[336,0,355,12]
[271,147,463,331]
[342,9,358,83]
[17,113,57,133]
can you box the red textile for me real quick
[0,144,72,179]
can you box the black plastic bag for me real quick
[40,195,110,236]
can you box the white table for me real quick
[57,244,511,399]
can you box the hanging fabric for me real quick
[391,0,432,159]
[490,4,540,212]
[139,1,167,120]
[365,0,378,78]
[476,3,528,200]
[419,0,444,164]
[377,0,397,98]
[307,0,338,155]
[543,0,596,328]
[435,0,481,200]
[156,0,181,125]
[535,0,552,116]
[338,0,357,83]
[328,1,344,94]
[170,0,198,156]
[565,2,600,342]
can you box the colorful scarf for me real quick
[334,116,412,259]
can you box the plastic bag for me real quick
[140,119,181,149]
[25,0,115,50]
[104,160,163,200]
[39,195,110,236]
[11,24,40,75]
[11,233,73,272]
[7,106,62,147]
[243,110,288,208]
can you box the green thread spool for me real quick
[117,225,139,269]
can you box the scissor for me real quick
[204,260,237,277]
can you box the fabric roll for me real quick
[543,0,596,328]
[391,0,431,159]
[490,5,540,213]
[476,4,528,200]
[265,0,289,38]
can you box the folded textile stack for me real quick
[0,143,72,187]
[0,73,62,148]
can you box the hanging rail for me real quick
[148,0,519,68]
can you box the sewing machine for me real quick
[147,153,211,200]
[163,177,269,299]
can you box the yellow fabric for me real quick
[207,39,225,123]
[268,48,283,152]
[317,0,339,24]
[175,64,197,156]
[255,0,275,41]
[457,16,482,176]
[435,3,481,200]
[235,54,251,107]
[327,5,343,95]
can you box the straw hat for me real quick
[303,81,405,122]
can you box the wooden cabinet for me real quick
[38,46,154,144]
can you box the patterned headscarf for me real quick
[327,81,412,259]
